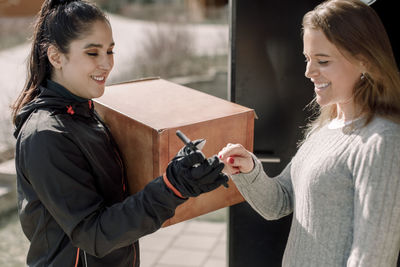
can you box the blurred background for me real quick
[0,0,229,266]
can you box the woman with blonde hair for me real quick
[219,0,400,266]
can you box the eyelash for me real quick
[87,51,114,56]
[304,58,329,65]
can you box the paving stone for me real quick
[203,258,226,267]
[172,234,218,250]
[185,221,226,235]
[139,250,159,267]
[140,234,175,252]
[158,248,208,267]
[210,241,227,260]
[158,221,187,236]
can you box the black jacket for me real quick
[14,81,186,267]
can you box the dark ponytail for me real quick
[47,0,79,9]
[11,0,108,124]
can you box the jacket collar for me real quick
[40,81,95,118]
[14,82,95,138]
[46,80,88,103]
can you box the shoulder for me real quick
[359,116,400,144]
[353,117,400,159]
[365,116,400,134]
[18,108,75,148]
[21,108,72,135]
[16,113,81,172]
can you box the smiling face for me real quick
[303,28,364,118]
[50,20,114,99]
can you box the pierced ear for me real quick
[357,56,369,73]
[47,45,62,69]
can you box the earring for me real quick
[361,73,365,80]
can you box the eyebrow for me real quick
[84,42,115,49]
[303,52,331,57]
[314,53,330,57]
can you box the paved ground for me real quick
[139,219,227,267]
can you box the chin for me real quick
[92,87,105,99]
[315,97,327,107]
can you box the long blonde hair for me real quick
[301,0,400,137]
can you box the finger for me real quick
[179,151,205,167]
[227,155,253,174]
[208,155,223,168]
[222,164,239,175]
[218,144,248,160]
[191,161,222,183]
[197,161,225,183]
[202,173,229,191]
[220,153,249,167]
[191,159,224,182]
[218,172,229,184]
[190,159,215,179]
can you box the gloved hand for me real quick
[164,149,229,198]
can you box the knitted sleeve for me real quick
[347,131,400,266]
[231,154,294,220]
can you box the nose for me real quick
[305,61,318,79]
[99,54,114,71]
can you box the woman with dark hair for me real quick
[219,0,400,266]
[12,1,227,266]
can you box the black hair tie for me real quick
[50,0,76,9]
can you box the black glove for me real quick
[165,150,229,198]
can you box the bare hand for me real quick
[218,143,254,175]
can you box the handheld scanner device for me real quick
[176,130,200,155]
[176,130,229,188]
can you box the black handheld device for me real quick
[176,130,199,155]
[176,130,229,188]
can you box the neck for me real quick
[336,102,362,122]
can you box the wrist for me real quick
[242,157,255,173]
[162,173,187,199]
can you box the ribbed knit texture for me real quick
[232,116,400,267]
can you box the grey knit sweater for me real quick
[232,116,400,267]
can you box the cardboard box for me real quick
[94,78,255,226]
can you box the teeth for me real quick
[315,82,330,89]
[92,76,105,81]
